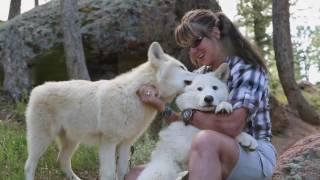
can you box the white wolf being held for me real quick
[137,63,257,180]
[24,42,194,180]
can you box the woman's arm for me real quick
[191,108,248,138]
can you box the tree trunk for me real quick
[8,0,21,20]
[272,0,320,124]
[35,0,39,7]
[61,0,90,80]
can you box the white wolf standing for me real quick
[24,42,194,180]
[137,63,258,180]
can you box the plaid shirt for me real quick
[197,56,272,141]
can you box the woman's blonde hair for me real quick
[175,9,267,71]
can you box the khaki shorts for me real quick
[227,140,277,180]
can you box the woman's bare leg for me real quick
[188,130,239,180]
[125,165,145,180]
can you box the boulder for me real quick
[0,0,221,100]
[273,133,320,179]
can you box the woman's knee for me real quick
[190,130,239,176]
[191,130,222,153]
[125,165,145,180]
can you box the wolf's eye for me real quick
[212,86,218,90]
[179,65,185,70]
[197,87,203,91]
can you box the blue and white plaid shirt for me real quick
[197,56,272,141]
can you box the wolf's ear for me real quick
[214,63,230,82]
[148,42,166,67]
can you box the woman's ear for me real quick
[211,27,221,39]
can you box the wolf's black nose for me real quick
[184,80,192,85]
[204,95,214,104]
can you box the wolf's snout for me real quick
[184,80,192,85]
[204,95,214,104]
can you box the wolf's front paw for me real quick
[176,171,189,180]
[236,132,258,151]
[215,102,233,114]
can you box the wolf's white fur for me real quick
[24,42,194,180]
[137,64,258,180]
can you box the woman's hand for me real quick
[137,84,180,123]
[191,110,217,130]
[137,84,165,112]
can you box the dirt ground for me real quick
[272,112,320,155]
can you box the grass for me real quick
[0,121,27,180]
[270,77,288,104]
[302,89,320,109]
[0,120,156,180]
[269,77,320,109]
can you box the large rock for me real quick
[273,133,320,179]
[0,0,221,100]
[297,80,317,93]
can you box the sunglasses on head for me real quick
[190,36,204,48]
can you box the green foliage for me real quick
[269,71,320,110]
[0,121,98,179]
[269,74,320,111]
[131,133,157,166]
[236,0,273,60]
[0,122,27,180]
[0,120,157,179]
[13,89,28,122]
[236,0,320,109]
[0,20,4,28]
[292,25,320,81]
[269,75,288,104]
[310,26,320,71]
[301,89,320,110]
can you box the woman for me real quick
[126,9,276,180]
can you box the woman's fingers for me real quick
[137,85,158,98]
[136,84,165,111]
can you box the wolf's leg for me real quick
[137,159,181,180]
[57,131,80,180]
[99,142,117,180]
[24,127,55,180]
[117,141,132,180]
[236,132,258,151]
[138,126,184,180]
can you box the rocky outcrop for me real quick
[0,0,221,100]
[273,133,320,179]
[297,80,317,93]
